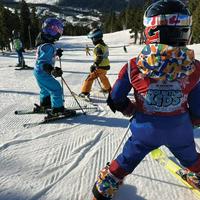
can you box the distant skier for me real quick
[12,30,26,68]
[79,28,111,98]
[123,45,127,53]
[33,17,75,117]
[85,44,91,56]
[92,1,200,199]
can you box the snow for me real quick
[0,29,200,200]
[14,0,57,5]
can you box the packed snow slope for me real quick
[0,30,200,200]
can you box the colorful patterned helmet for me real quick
[42,18,64,41]
[143,0,192,46]
[87,28,103,42]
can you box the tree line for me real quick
[102,0,200,44]
[0,0,40,51]
[0,0,90,51]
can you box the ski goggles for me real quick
[144,14,192,27]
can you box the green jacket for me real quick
[13,38,23,51]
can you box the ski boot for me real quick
[15,60,25,68]
[92,163,123,200]
[79,92,90,98]
[178,169,200,190]
[46,106,76,119]
[15,63,21,68]
[33,104,49,113]
[34,96,52,113]
[78,92,91,101]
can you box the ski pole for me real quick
[58,57,65,102]
[111,116,134,161]
[61,77,86,115]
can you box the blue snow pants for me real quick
[33,69,63,108]
[116,112,198,173]
[16,50,24,64]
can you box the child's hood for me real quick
[136,44,195,81]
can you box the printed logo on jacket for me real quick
[144,81,185,113]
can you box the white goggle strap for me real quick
[127,60,131,84]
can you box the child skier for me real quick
[12,31,26,68]
[33,18,75,117]
[85,44,91,56]
[92,0,200,199]
[79,28,111,98]
[123,45,127,53]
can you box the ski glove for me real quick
[51,67,63,77]
[43,63,54,74]
[56,48,63,58]
[121,101,136,117]
[90,65,97,72]
[107,94,136,117]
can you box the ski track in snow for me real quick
[30,130,105,200]
[0,96,103,152]
[0,31,200,200]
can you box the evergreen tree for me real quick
[0,4,16,51]
[188,0,199,13]
[191,1,200,43]
[127,7,143,44]
[30,6,40,48]
[20,0,31,49]
[6,8,20,50]
[0,4,6,51]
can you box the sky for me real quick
[0,30,200,200]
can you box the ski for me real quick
[15,66,34,70]
[150,148,200,199]
[15,109,45,115]
[15,105,97,115]
[72,91,99,107]
[23,112,82,128]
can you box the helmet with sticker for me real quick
[143,0,192,46]
[42,18,64,41]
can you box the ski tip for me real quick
[14,110,18,114]
[23,124,29,128]
[150,148,165,160]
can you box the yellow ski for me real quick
[151,148,200,199]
